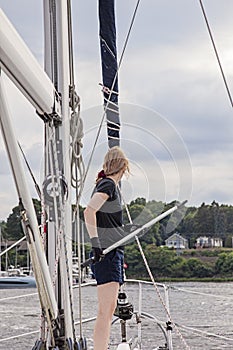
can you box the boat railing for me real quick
[74,278,173,350]
[2,279,233,348]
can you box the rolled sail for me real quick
[99,0,120,147]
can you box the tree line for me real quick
[124,244,233,279]
[1,198,233,278]
[2,197,233,248]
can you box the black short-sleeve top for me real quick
[92,178,125,248]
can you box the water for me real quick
[1,282,233,349]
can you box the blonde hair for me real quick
[103,146,129,177]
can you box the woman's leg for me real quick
[93,281,119,350]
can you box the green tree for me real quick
[186,258,213,278]
[124,202,157,244]
[6,205,23,240]
[224,235,233,248]
[5,198,41,240]
[144,245,178,277]
[124,243,147,277]
[215,252,233,276]
[224,205,233,234]
[178,206,197,234]
[0,220,7,238]
[193,203,213,234]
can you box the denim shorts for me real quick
[91,249,124,286]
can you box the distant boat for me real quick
[0,268,36,289]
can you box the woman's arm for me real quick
[84,192,108,239]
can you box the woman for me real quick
[84,146,129,350]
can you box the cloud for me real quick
[191,150,233,206]
[1,0,233,221]
[0,175,19,220]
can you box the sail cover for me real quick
[99,0,120,147]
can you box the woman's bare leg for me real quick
[93,281,119,350]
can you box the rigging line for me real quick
[0,292,38,302]
[118,0,141,68]
[21,221,56,345]
[199,0,233,108]
[67,0,80,112]
[67,0,75,88]
[76,0,141,204]
[178,323,233,343]
[102,0,141,101]
[135,235,191,350]
[47,123,77,341]
[102,0,141,111]
[47,126,68,280]
[70,108,85,193]
[120,189,190,349]
[102,0,141,129]
[101,0,141,120]
[50,0,58,90]
[171,285,233,300]
[73,186,85,338]
[0,236,25,257]
[0,330,39,343]
[18,142,41,199]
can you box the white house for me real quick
[165,233,188,249]
[196,236,223,248]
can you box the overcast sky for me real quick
[1,0,233,221]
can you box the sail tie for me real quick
[99,83,119,97]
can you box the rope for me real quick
[50,0,58,90]
[18,142,41,199]
[171,285,233,300]
[99,83,119,96]
[135,236,190,350]
[120,189,190,349]
[0,292,38,302]
[73,208,85,339]
[67,0,75,90]
[47,124,63,286]
[0,319,95,344]
[67,0,85,196]
[0,330,39,343]
[1,280,233,347]
[21,218,56,345]
[70,109,85,193]
[198,0,233,107]
[178,323,233,344]
[48,122,77,342]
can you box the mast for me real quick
[99,0,120,148]
[1,2,83,347]
[43,0,76,346]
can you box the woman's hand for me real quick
[91,237,104,263]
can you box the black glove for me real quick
[91,237,104,263]
[124,223,142,233]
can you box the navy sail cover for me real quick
[99,0,120,147]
